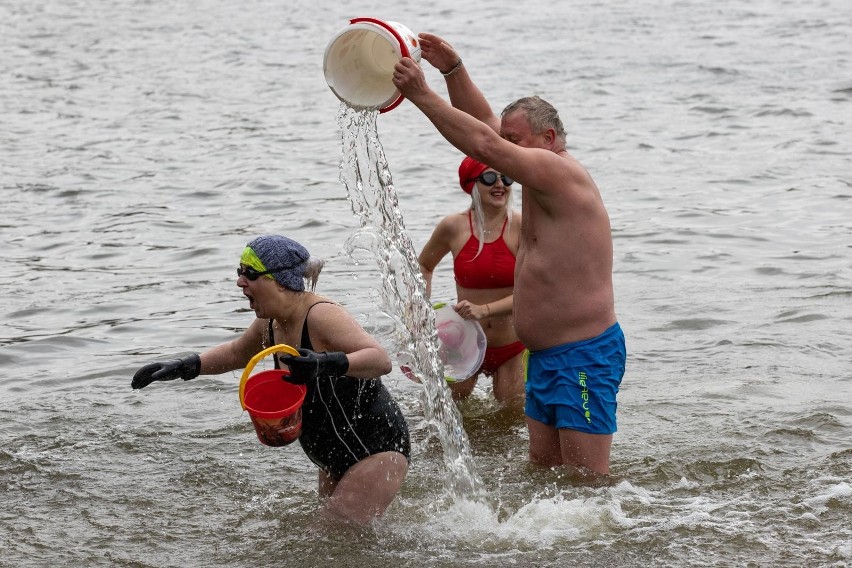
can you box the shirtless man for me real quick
[393,34,626,476]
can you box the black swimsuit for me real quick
[269,304,410,479]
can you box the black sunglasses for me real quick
[471,171,513,187]
[237,256,307,281]
[237,266,281,281]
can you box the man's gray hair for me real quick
[502,96,566,145]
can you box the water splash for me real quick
[336,105,484,499]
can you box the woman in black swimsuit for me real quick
[131,235,410,525]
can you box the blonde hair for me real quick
[469,181,514,259]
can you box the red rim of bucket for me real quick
[243,370,306,419]
[350,17,410,114]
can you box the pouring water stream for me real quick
[336,105,485,499]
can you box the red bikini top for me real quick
[453,211,516,289]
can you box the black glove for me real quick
[131,353,202,390]
[280,348,349,385]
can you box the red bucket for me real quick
[243,369,306,447]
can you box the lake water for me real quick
[1,0,850,566]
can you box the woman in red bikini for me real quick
[418,156,525,410]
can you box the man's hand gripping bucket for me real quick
[239,344,306,447]
[323,17,422,113]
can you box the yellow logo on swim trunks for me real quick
[578,371,591,423]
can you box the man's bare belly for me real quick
[513,278,615,351]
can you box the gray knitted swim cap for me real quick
[241,235,309,291]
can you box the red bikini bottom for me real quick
[479,341,526,376]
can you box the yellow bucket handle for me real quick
[238,344,300,410]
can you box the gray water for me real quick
[1,0,850,566]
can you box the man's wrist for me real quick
[441,59,463,77]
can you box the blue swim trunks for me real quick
[524,323,626,435]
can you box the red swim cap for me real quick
[458,156,489,194]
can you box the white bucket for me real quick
[397,304,487,384]
[323,17,422,113]
[434,305,486,383]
